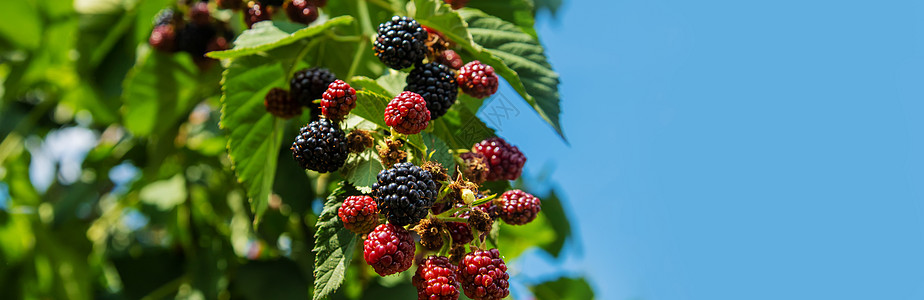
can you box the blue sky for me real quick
[498,0,924,299]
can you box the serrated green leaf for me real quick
[421,132,455,173]
[413,2,564,139]
[431,104,495,150]
[342,148,384,193]
[207,16,354,59]
[122,51,198,137]
[348,76,390,96]
[374,70,408,97]
[531,277,595,300]
[539,189,571,257]
[220,55,287,225]
[313,184,361,300]
[351,90,390,129]
[465,0,537,38]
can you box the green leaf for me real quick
[207,16,355,59]
[464,0,537,38]
[538,189,570,257]
[351,90,390,129]
[139,174,187,211]
[531,277,595,300]
[220,54,287,225]
[0,1,41,50]
[233,259,310,300]
[313,184,360,300]
[342,148,384,193]
[495,213,556,259]
[121,51,198,137]
[348,76,390,96]
[412,1,564,139]
[421,132,455,173]
[374,70,408,97]
[461,9,564,139]
[431,104,495,150]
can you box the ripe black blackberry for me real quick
[458,248,510,300]
[364,223,415,276]
[374,16,429,70]
[405,62,458,120]
[290,68,337,118]
[177,23,217,58]
[264,87,302,119]
[413,256,461,300]
[244,1,272,28]
[497,189,541,225]
[284,0,318,25]
[372,162,439,226]
[290,119,348,173]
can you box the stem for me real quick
[364,0,396,12]
[436,216,467,223]
[436,228,451,256]
[324,31,363,42]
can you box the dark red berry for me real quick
[443,0,468,9]
[284,0,319,25]
[364,223,415,276]
[264,87,302,119]
[189,1,211,26]
[320,80,357,121]
[497,189,541,225]
[471,137,526,181]
[458,248,509,300]
[385,91,431,134]
[338,195,379,234]
[244,1,272,28]
[150,25,178,52]
[457,61,499,99]
[413,256,461,300]
[436,50,463,70]
[446,221,473,245]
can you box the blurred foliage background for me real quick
[0,0,591,299]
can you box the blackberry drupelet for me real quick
[290,119,348,173]
[372,162,439,226]
[405,62,458,120]
[373,16,429,70]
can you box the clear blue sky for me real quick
[497,0,924,299]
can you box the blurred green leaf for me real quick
[140,174,187,210]
[220,54,287,225]
[208,17,354,59]
[531,277,595,300]
[374,71,407,97]
[538,189,571,257]
[233,259,309,300]
[313,184,360,300]
[121,50,198,136]
[431,104,494,150]
[0,1,42,50]
[496,213,556,259]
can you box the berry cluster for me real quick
[232,0,328,27]
[148,5,233,69]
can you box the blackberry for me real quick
[177,23,217,58]
[320,80,356,121]
[385,91,431,134]
[446,221,473,245]
[458,248,510,300]
[284,0,319,25]
[405,63,458,120]
[217,0,243,10]
[189,1,211,26]
[149,25,178,53]
[244,1,272,28]
[372,162,439,226]
[364,223,415,276]
[374,16,429,70]
[436,50,463,70]
[264,87,302,119]
[290,119,348,172]
[497,190,541,225]
[471,137,526,181]
[338,195,379,234]
[457,61,499,99]
[413,256,461,300]
[290,68,337,116]
[443,0,468,10]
